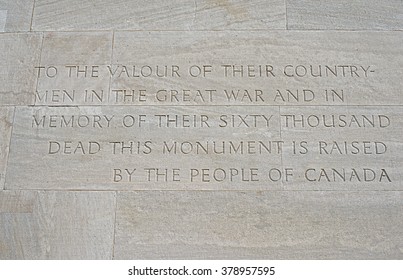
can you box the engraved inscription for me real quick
[34,63,377,105]
[5,105,402,190]
[5,32,403,191]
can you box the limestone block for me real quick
[0,190,116,259]
[0,33,41,105]
[6,105,281,190]
[36,31,403,106]
[32,0,285,31]
[0,107,13,189]
[35,32,113,106]
[0,0,34,32]
[287,0,403,30]
[280,106,403,190]
[114,191,403,259]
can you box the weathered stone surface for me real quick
[1,1,402,261]
[111,31,403,106]
[32,0,285,31]
[280,106,403,190]
[0,190,34,213]
[0,107,13,189]
[35,31,112,105]
[40,32,112,65]
[0,190,115,259]
[0,0,34,32]
[0,10,7,32]
[287,0,403,30]
[6,104,403,191]
[114,191,403,259]
[0,33,42,105]
[36,31,403,106]
[6,105,281,190]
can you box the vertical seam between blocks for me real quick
[111,191,118,259]
[278,105,285,190]
[285,0,288,30]
[33,32,44,106]
[2,107,16,190]
[30,0,36,32]
[107,30,115,103]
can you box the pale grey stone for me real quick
[0,33,42,105]
[32,0,285,31]
[40,32,112,65]
[0,107,13,189]
[1,2,402,261]
[114,191,403,259]
[6,105,281,190]
[0,190,116,259]
[35,32,113,105]
[0,0,34,32]
[113,31,402,106]
[287,0,403,30]
[0,190,34,214]
[0,10,6,32]
[112,31,403,106]
[6,104,403,191]
[36,31,403,106]
[280,106,403,190]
